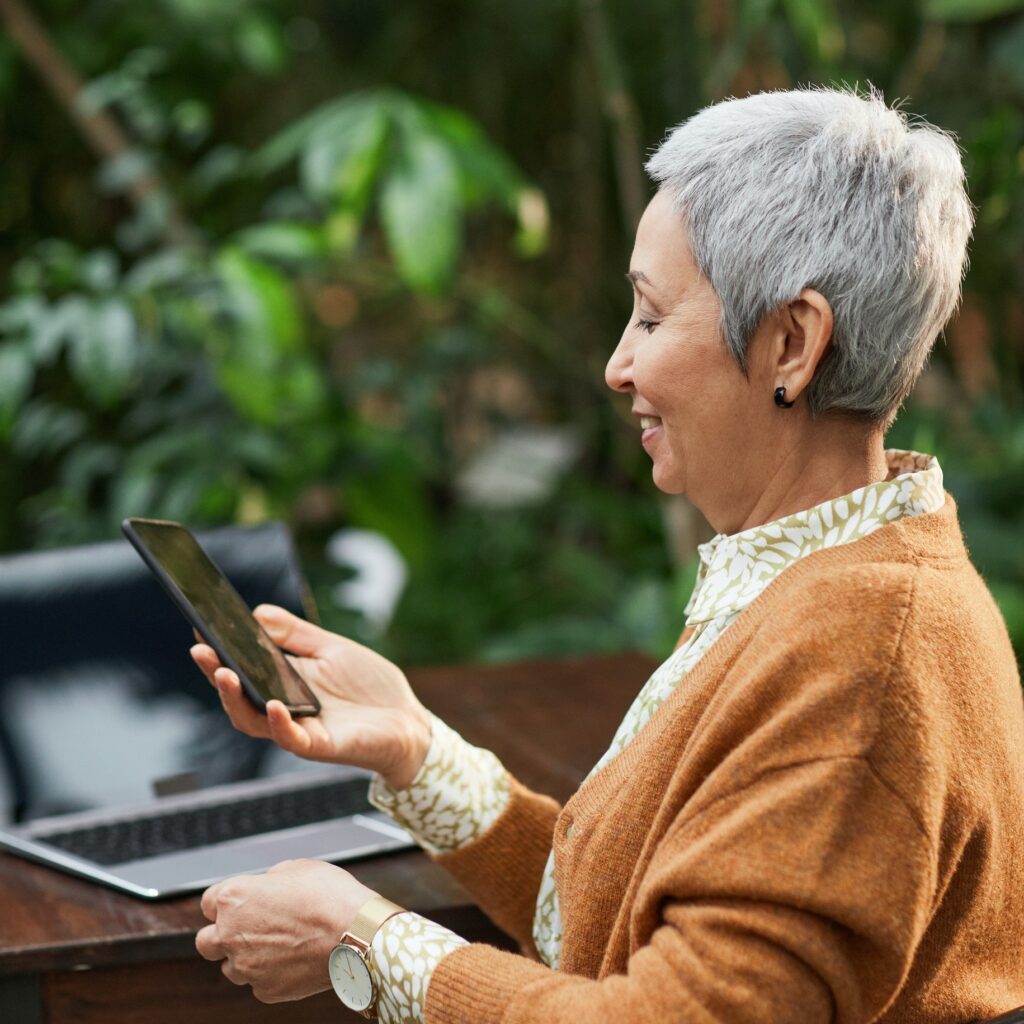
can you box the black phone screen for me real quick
[122,518,320,716]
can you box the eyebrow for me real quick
[626,270,664,314]
[626,270,654,289]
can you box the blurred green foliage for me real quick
[1,0,1022,668]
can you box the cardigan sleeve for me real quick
[427,773,561,956]
[422,755,934,1024]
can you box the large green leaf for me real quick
[235,13,287,75]
[123,250,193,293]
[925,0,1024,18]
[213,360,274,424]
[216,246,301,352]
[217,356,326,426]
[420,103,524,208]
[232,222,326,264]
[31,295,90,364]
[300,99,390,210]
[213,247,324,424]
[68,298,138,406]
[11,400,87,458]
[0,341,35,434]
[251,93,374,175]
[379,127,462,294]
[0,295,46,346]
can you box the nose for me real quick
[605,328,635,394]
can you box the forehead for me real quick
[630,190,698,293]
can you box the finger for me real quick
[221,959,247,986]
[252,986,283,1004]
[195,924,226,960]
[191,644,223,680]
[201,882,222,921]
[253,605,339,658]
[213,669,272,739]
[265,700,314,756]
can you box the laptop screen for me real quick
[0,523,318,826]
[0,663,317,825]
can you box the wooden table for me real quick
[0,653,655,1023]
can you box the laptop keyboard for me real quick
[32,776,374,866]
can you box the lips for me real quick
[639,416,662,451]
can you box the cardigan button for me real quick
[566,822,575,839]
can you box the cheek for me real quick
[635,337,709,424]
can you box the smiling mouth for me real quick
[639,416,662,451]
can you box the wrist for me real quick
[330,894,405,1018]
[383,706,432,791]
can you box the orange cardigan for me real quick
[424,492,1024,1023]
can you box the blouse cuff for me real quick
[370,911,468,1024]
[367,711,511,855]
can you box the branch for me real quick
[577,0,648,235]
[0,0,195,247]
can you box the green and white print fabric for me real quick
[362,448,945,1017]
[367,711,510,855]
[370,912,469,1024]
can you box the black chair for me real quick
[0,521,316,823]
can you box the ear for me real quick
[773,288,834,401]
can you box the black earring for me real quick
[774,386,794,408]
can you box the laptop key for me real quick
[33,776,374,866]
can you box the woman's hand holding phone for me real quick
[190,604,433,790]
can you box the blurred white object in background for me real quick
[4,669,206,818]
[456,426,581,508]
[326,528,408,635]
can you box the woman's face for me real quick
[605,190,775,511]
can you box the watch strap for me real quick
[342,894,406,949]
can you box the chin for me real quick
[651,461,686,495]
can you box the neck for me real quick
[716,416,888,536]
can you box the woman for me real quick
[190,85,1024,1023]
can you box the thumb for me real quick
[253,605,336,658]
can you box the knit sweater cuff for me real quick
[424,942,551,1024]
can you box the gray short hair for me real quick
[645,85,974,428]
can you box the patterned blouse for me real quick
[364,449,945,1023]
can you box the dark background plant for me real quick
[1,0,1021,669]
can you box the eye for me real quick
[634,318,659,334]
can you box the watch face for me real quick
[329,944,375,1012]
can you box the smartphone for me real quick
[121,517,321,717]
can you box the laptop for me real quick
[0,522,417,899]
[0,762,416,900]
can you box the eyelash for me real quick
[634,318,659,334]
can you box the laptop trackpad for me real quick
[113,816,413,893]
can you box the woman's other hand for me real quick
[189,605,431,790]
[195,858,379,1003]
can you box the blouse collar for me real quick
[684,449,945,625]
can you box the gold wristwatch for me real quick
[328,894,405,1019]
